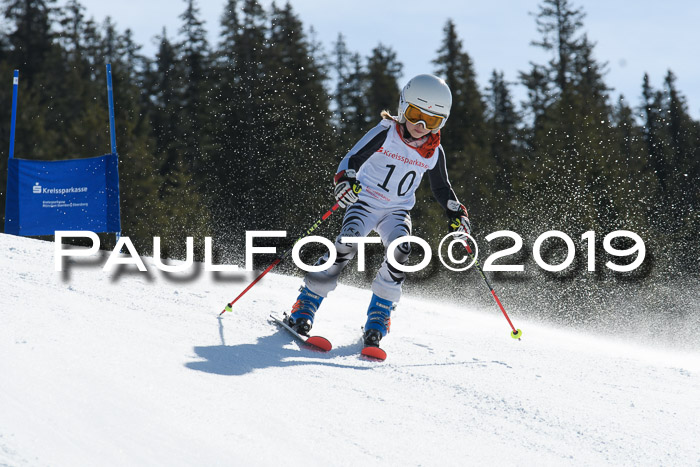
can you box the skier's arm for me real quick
[334,122,390,208]
[428,146,472,236]
[337,122,390,173]
[427,146,460,213]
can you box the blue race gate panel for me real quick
[4,153,121,236]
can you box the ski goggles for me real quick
[403,103,445,130]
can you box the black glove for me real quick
[447,200,471,239]
[334,169,362,208]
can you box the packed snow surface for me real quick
[1,233,698,466]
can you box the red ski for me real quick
[360,346,387,361]
[269,314,332,352]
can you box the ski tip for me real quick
[305,336,332,352]
[361,346,387,361]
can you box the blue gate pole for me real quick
[9,70,19,159]
[106,64,117,155]
[106,64,121,243]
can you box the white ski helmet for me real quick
[398,74,452,133]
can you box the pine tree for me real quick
[177,0,212,181]
[57,0,85,65]
[344,51,370,144]
[365,43,402,122]
[207,0,256,241]
[609,94,656,233]
[519,63,552,147]
[520,0,621,235]
[2,0,56,84]
[331,34,374,148]
[2,0,65,158]
[80,15,101,76]
[208,0,241,231]
[663,70,698,195]
[432,19,490,225]
[485,70,522,196]
[661,70,700,242]
[147,28,184,175]
[530,0,585,96]
[264,2,335,230]
[572,35,609,112]
[52,0,102,157]
[331,33,353,139]
[611,95,647,178]
[433,20,487,156]
[218,0,268,231]
[641,73,669,195]
[635,71,700,268]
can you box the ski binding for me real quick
[269,313,332,352]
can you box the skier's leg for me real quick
[371,209,412,303]
[303,200,377,297]
[289,201,378,332]
[364,209,411,345]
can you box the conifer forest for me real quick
[1,0,698,332]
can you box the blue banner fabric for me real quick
[4,154,121,236]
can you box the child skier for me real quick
[286,74,471,348]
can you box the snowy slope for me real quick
[1,233,699,466]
